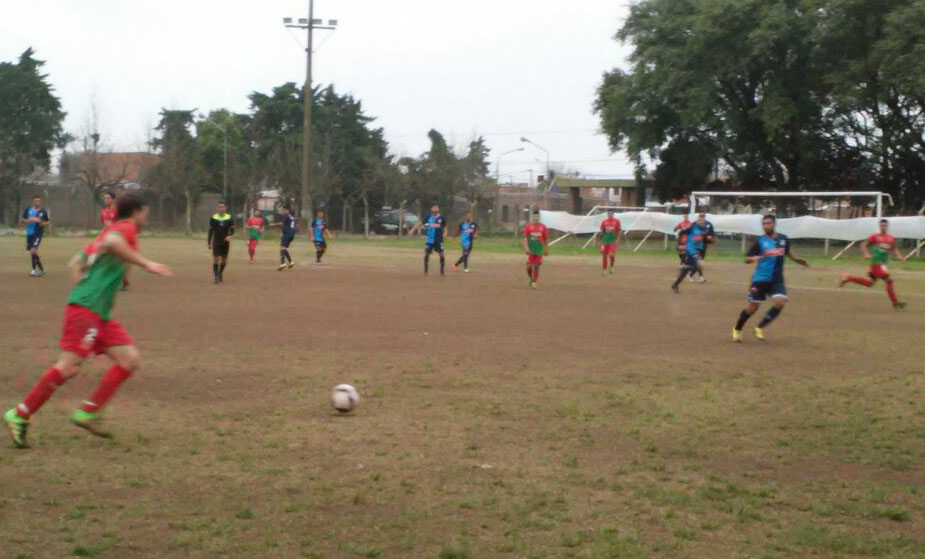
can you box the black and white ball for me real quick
[331,384,359,413]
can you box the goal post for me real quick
[689,191,894,259]
[547,205,648,248]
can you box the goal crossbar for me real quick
[548,205,647,247]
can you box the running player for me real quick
[101,192,130,290]
[271,205,297,270]
[671,213,710,292]
[207,202,234,283]
[100,191,117,228]
[408,205,447,275]
[22,196,50,277]
[838,219,907,309]
[689,212,715,281]
[245,210,265,264]
[732,214,808,342]
[312,211,332,265]
[522,209,548,289]
[4,195,172,448]
[598,209,621,275]
[453,213,478,272]
[673,213,691,265]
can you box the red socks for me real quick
[609,255,615,269]
[602,255,608,271]
[17,368,66,419]
[532,267,539,282]
[886,280,898,305]
[80,365,133,413]
[844,275,873,287]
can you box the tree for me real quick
[461,136,491,217]
[0,48,69,224]
[150,110,201,234]
[596,0,925,210]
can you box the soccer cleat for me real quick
[277,263,287,271]
[287,262,295,269]
[894,301,906,310]
[530,281,537,289]
[602,271,607,276]
[754,327,765,341]
[29,269,38,277]
[464,268,470,273]
[213,277,220,284]
[609,268,614,275]
[838,273,849,288]
[4,408,29,449]
[732,328,743,343]
[696,276,706,283]
[71,409,112,439]
[671,284,679,294]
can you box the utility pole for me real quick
[284,3,337,229]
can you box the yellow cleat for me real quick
[732,328,743,343]
[754,327,765,341]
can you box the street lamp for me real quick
[520,136,549,185]
[495,147,524,186]
[199,114,228,203]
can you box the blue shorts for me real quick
[683,253,701,267]
[461,243,472,252]
[280,233,295,248]
[425,241,444,254]
[26,234,42,250]
[313,240,326,249]
[748,280,787,302]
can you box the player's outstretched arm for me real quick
[860,240,871,260]
[893,245,906,261]
[67,253,89,284]
[787,248,809,267]
[522,236,530,255]
[407,223,421,237]
[102,233,173,276]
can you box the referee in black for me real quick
[208,202,235,284]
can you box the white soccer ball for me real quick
[331,384,359,413]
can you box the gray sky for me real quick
[1,0,635,181]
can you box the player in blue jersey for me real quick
[22,196,51,277]
[408,205,447,275]
[270,205,297,270]
[688,212,715,281]
[732,214,808,342]
[670,213,711,293]
[311,211,332,265]
[453,213,478,272]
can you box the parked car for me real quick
[374,209,419,234]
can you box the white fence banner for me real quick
[539,211,925,241]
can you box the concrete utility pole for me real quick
[284,2,337,228]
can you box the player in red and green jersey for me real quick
[245,210,265,263]
[4,195,172,448]
[522,209,548,289]
[598,209,621,275]
[839,219,907,309]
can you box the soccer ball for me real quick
[331,384,359,413]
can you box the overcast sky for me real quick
[1,0,635,181]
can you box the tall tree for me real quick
[150,109,200,233]
[0,48,69,224]
[461,136,491,217]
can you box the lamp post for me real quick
[495,147,524,186]
[520,136,549,182]
[284,3,338,228]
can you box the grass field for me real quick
[1,234,923,559]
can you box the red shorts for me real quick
[601,244,616,255]
[527,254,544,265]
[59,305,133,358]
[868,264,890,280]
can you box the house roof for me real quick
[78,152,161,183]
[549,177,642,189]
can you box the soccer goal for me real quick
[547,205,648,249]
[689,191,893,259]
